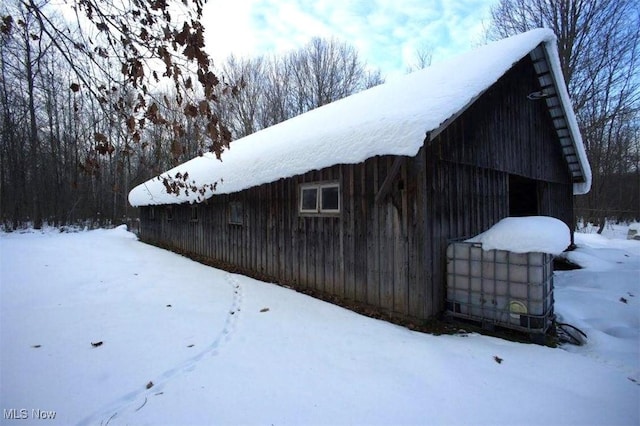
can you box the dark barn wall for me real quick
[434,56,573,186]
[138,52,576,321]
[423,54,575,313]
[140,153,434,320]
[426,54,574,228]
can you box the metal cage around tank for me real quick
[445,241,555,335]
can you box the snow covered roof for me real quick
[129,28,591,207]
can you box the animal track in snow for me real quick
[78,273,244,426]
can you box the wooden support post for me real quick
[375,157,404,204]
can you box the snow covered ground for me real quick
[1,225,638,425]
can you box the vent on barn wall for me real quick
[445,241,554,338]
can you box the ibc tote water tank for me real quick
[445,241,555,334]
[445,217,570,337]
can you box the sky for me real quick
[201,0,497,79]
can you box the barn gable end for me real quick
[422,53,576,315]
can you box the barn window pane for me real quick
[300,187,318,212]
[321,185,339,212]
[229,202,243,225]
[190,206,199,222]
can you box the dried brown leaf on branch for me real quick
[94,132,108,143]
[1,15,13,34]
[184,104,198,117]
[126,116,136,133]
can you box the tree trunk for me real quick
[24,30,43,229]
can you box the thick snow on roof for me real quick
[129,28,591,207]
[466,216,571,254]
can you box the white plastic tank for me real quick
[445,241,554,333]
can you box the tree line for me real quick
[0,0,382,229]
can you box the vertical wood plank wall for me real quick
[140,153,433,319]
[138,53,576,322]
[418,53,575,314]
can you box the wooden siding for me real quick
[140,153,433,320]
[434,54,572,185]
[420,54,575,313]
[138,55,575,322]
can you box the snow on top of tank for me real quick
[466,216,570,254]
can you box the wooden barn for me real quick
[129,29,591,322]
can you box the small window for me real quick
[166,206,173,221]
[190,205,199,222]
[299,182,340,215]
[149,206,156,220]
[300,187,318,213]
[321,185,339,212]
[229,202,243,225]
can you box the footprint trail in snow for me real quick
[77,273,243,426]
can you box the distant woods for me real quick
[214,37,384,140]
[0,0,383,229]
[488,0,640,228]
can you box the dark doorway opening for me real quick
[509,175,539,216]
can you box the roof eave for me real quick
[530,43,591,194]
[430,43,591,196]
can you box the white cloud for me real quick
[202,0,494,77]
[202,0,261,63]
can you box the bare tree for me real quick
[0,0,239,226]
[2,0,232,161]
[288,37,368,113]
[217,55,266,139]
[259,55,292,129]
[488,0,640,229]
[0,3,53,228]
[215,38,384,137]
[406,43,433,73]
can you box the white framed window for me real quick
[229,202,243,225]
[299,182,340,215]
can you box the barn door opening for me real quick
[509,174,539,217]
